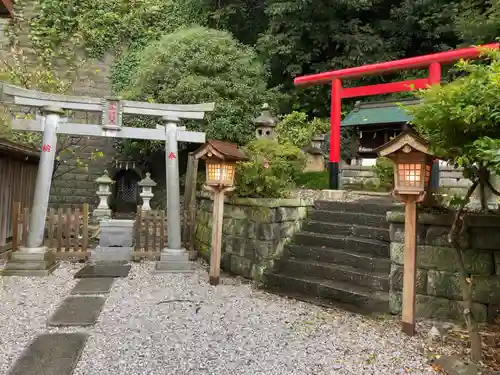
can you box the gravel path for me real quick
[1,262,438,375]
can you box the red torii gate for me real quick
[294,43,499,190]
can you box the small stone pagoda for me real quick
[253,103,278,140]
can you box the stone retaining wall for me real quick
[387,211,500,323]
[194,194,313,280]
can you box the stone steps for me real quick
[263,197,394,314]
[302,221,389,242]
[277,259,389,291]
[264,272,390,314]
[293,232,389,258]
[285,244,391,273]
[314,199,402,216]
[308,210,389,228]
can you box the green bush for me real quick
[275,111,330,148]
[294,171,330,190]
[372,157,394,189]
[114,26,275,159]
[235,138,306,198]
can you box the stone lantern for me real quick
[253,103,278,140]
[138,172,157,211]
[93,170,114,220]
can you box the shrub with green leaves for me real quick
[235,138,306,198]
[372,157,394,189]
[114,27,273,159]
[275,111,329,148]
[408,49,500,181]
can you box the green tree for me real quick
[257,0,462,116]
[455,0,500,44]
[115,27,273,159]
[408,48,500,362]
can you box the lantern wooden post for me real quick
[402,195,418,336]
[204,184,235,285]
[375,131,435,336]
[193,140,247,286]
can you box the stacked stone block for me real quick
[387,211,500,323]
[195,195,312,281]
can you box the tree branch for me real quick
[485,178,500,197]
[447,178,483,362]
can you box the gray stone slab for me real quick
[48,296,106,327]
[6,332,88,375]
[74,264,131,278]
[90,246,133,262]
[434,355,479,375]
[155,250,195,273]
[70,278,114,295]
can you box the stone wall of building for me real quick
[194,194,313,281]
[387,211,500,323]
[0,4,117,210]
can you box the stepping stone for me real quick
[74,264,131,278]
[7,332,88,375]
[48,296,106,327]
[70,278,114,295]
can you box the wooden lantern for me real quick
[193,140,247,285]
[376,131,434,200]
[376,130,435,337]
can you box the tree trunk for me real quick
[448,179,482,362]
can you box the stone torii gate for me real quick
[1,83,214,275]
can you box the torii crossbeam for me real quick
[294,43,499,190]
[1,83,214,275]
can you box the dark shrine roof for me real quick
[342,98,420,127]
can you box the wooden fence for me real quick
[134,207,167,260]
[12,202,90,260]
[0,139,39,253]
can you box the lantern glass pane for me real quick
[206,161,235,186]
[398,162,422,188]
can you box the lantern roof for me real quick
[138,172,157,187]
[253,103,278,127]
[375,130,432,158]
[95,170,114,184]
[193,139,247,161]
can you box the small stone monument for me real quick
[90,220,135,263]
[254,103,278,140]
[138,172,156,211]
[93,170,114,221]
[302,135,326,172]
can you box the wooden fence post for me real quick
[134,206,142,261]
[183,152,199,260]
[82,203,89,254]
[11,201,20,251]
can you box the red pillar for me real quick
[428,62,442,190]
[329,78,342,189]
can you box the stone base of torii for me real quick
[0,83,214,276]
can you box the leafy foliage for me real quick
[275,112,328,148]
[115,27,272,159]
[235,138,306,198]
[456,0,500,44]
[0,3,103,180]
[372,157,394,189]
[409,49,500,181]
[293,171,330,190]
